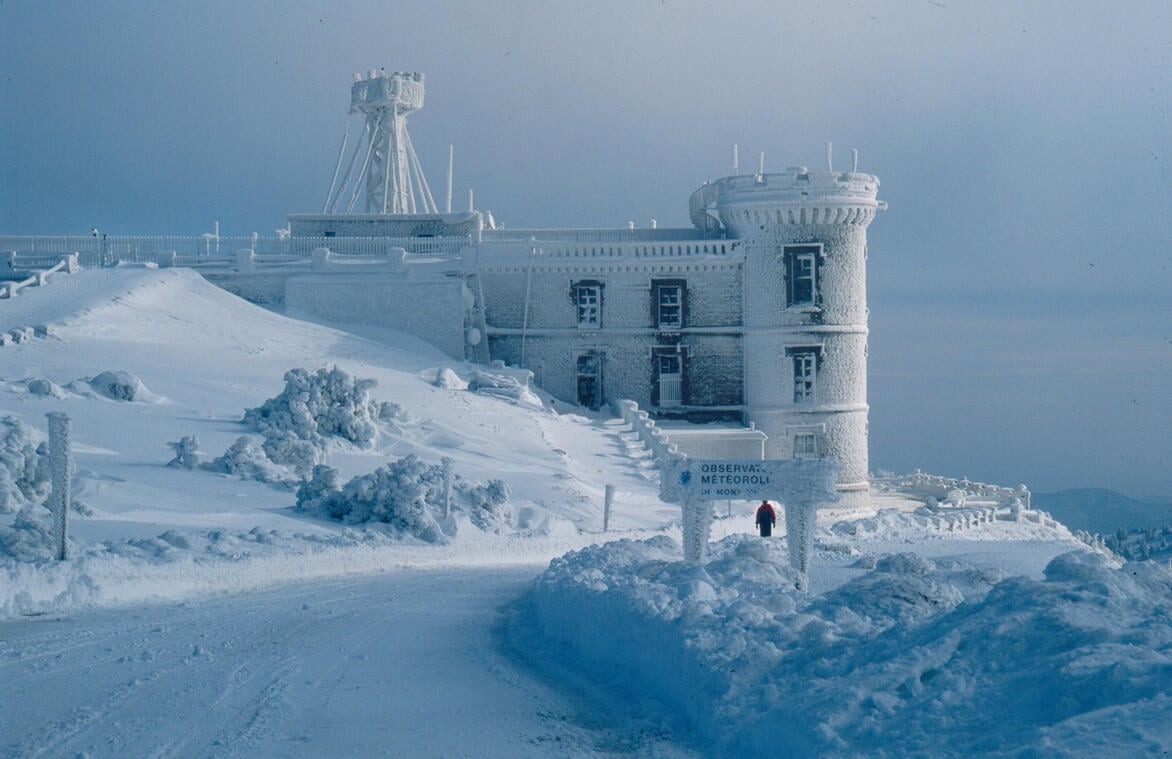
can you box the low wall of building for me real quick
[285,273,467,359]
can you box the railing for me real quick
[872,470,1031,510]
[615,399,685,470]
[0,234,470,268]
[1,253,79,299]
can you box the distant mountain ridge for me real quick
[1033,488,1172,534]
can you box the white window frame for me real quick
[785,244,821,308]
[792,433,819,459]
[576,284,601,329]
[791,349,818,404]
[657,285,683,329]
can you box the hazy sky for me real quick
[2,1,1169,496]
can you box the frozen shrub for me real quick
[0,505,58,562]
[0,416,50,514]
[26,378,64,398]
[461,478,512,531]
[260,432,322,477]
[205,436,299,489]
[89,370,147,401]
[243,367,400,450]
[166,435,203,470]
[295,455,511,540]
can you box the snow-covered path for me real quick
[1,568,690,758]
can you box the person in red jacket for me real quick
[755,500,776,537]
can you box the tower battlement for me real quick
[690,171,885,236]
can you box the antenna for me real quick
[733,144,739,174]
[333,70,437,214]
[852,148,859,174]
[468,188,474,213]
[826,141,833,172]
[757,152,765,176]
[446,145,454,213]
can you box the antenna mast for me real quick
[325,70,438,215]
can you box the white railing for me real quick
[615,399,685,470]
[1,253,79,299]
[0,234,470,268]
[872,469,1031,510]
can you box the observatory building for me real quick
[282,70,886,507]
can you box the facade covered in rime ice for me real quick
[286,163,884,507]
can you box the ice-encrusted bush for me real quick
[0,505,59,562]
[26,378,65,398]
[204,437,299,489]
[243,367,400,454]
[193,367,403,483]
[0,416,50,514]
[295,455,511,541]
[89,370,147,401]
[166,435,203,470]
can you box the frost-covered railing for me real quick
[873,470,1031,510]
[1,252,80,300]
[615,399,684,469]
[484,227,707,244]
[0,234,469,267]
[532,239,736,260]
[868,471,1058,532]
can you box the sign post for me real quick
[661,457,841,587]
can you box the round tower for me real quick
[694,163,884,509]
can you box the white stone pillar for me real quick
[47,412,72,561]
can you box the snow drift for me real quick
[531,535,1172,756]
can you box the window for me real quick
[657,354,682,407]
[788,347,820,403]
[784,245,821,307]
[793,433,819,459]
[652,279,687,329]
[576,353,603,410]
[575,282,602,329]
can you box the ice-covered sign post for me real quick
[661,456,841,589]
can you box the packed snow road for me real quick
[1,567,692,758]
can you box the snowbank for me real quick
[530,535,1172,756]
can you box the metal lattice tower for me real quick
[323,70,438,215]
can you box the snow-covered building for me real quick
[283,71,886,507]
[1,70,886,506]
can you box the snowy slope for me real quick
[0,267,672,616]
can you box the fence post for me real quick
[47,413,72,561]
[603,484,614,532]
[442,457,453,519]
